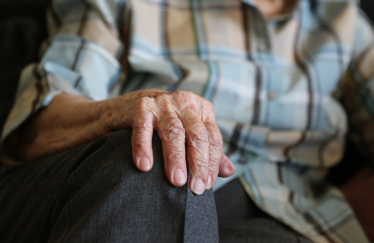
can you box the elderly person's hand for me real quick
[104,89,234,193]
[7,90,235,195]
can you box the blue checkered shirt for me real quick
[1,0,373,242]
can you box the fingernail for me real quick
[191,178,205,195]
[173,169,186,185]
[226,161,235,173]
[206,175,212,190]
[138,157,151,171]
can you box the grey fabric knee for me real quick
[0,130,219,243]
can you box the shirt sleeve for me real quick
[0,0,127,164]
[340,10,374,165]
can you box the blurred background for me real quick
[0,0,49,134]
[0,0,373,184]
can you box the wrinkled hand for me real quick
[104,89,235,195]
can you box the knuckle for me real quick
[188,124,209,144]
[174,90,191,97]
[155,93,170,103]
[209,134,223,150]
[133,115,153,133]
[166,124,185,137]
[173,90,184,96]
[135,96,153,109]
[191,134,209,148]
[131,138,151,156]
[173,91,198,102]
[166,152,185,164]
[133,120,153,133]
[161,109,177,119]
[162,122,186,141]
[132,140,148,151]
[190,154,209,167]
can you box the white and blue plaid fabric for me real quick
[1,0,373,242]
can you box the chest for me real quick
[126,0,355,131]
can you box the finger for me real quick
[131,107,155,172]
[204,120,223,190]
[157,104,187,187]
[218,154,235,178]
[203,100,235,186]
[180,111,210,195]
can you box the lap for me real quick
[214,179,313,243]
[218,218,312,243]
[0,130,217,243]
[1,130,312,243]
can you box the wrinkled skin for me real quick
[104,89,235,194]
[8,90,235,195]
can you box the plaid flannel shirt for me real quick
[1,0,373,242]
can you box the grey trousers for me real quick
[0,130,312,243]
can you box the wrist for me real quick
[96,96,132,135]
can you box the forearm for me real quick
[5,90,164,162]
[6,94,113,161]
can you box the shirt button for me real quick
[268,92,277,100]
